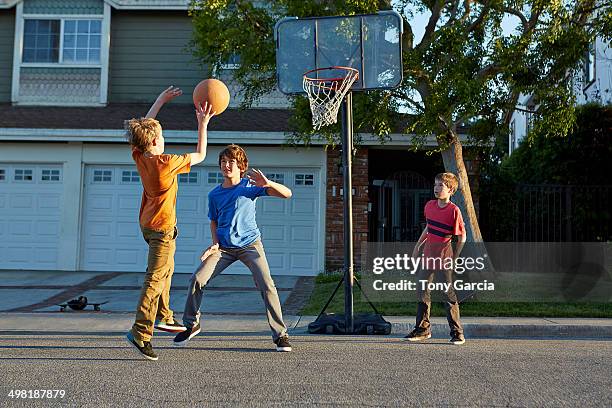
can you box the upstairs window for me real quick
[63,20,101,64]
[23,20,60,63]
[22,18,102,65]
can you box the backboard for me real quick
[275,11,403,95]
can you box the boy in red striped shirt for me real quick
[405,172,466,345]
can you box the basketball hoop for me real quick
[303,66,359,130]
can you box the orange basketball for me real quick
[192,79,230,114]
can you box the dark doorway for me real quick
[369,149,443,242]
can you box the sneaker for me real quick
[450,333,465,345]
[125,331,158,361]
[403,328,432,342]
[155,319,187,333]
[274,336,292,352]
[173,323,201,347]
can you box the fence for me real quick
[480,184,612,242]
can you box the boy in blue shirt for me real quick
[174,144,293,351]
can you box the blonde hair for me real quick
[124,117,161,152]
[435,172,460,194]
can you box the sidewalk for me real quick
[0,270,610,339]
[1,313,611,339]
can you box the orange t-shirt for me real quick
[132,148,191,231]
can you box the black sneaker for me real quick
[155,319,187,333]
[173,323,201,347]
[274,336,292,352]
[450,333,465,345]
[403,328,432,342]
[125,331,158,361]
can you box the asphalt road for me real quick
[0,333,610,407]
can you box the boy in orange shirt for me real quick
[124,86,215,360]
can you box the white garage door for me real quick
[0,164,63,270]
[80,165,322,275]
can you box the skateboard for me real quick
[57,298,108,312]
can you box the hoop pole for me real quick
[341,91,354,334]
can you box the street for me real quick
[0,333,610,407]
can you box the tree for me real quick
[189,0,611,243]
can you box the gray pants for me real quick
[183,239,288,341]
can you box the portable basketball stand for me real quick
[275,11,404,334]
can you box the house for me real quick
[509,34,612,154]
[0,0,472,275]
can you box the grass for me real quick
[301,273,612,318]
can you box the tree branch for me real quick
[476,63,502,80]
[467,2,491,33]
[416,0,445,51]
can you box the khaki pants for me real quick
[131,226,177,343]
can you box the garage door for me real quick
[0,164,64,270]
[80,165,322,275]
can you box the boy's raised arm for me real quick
[189,102,215,166]
[146,86,182,119]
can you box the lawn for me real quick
[301,273,612,318]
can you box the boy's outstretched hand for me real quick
[156,86,182,104]
[196,101,215,125]
[246,169,270,187]
[146,86,182,118]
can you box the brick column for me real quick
[325,147,369,271]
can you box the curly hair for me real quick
[435,172,460,194]
[218,144,249,177]
[124,117,161,152]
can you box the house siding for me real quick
[23,0,104,15]
[108,10,206,104]
[0,9,14,103]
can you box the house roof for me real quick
[0,1,192,10]
[0,104,293,132]
[104,0,190,9]
[0,0,20,8]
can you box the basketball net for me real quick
[303,67,359,130]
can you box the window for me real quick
[221,53,241,70]
[267,173,284,184]
[41,169,61,181]
[22,18,102,64]
[295,173,314,186]
[509,120,516,155]
[93,169,112,183]
[121,170,140,183]
[23,20,60,63]
[179,173,198,184]
[583,41,596,88]
[0,169,5,181]
[14,169,33,181]
[208,172,224,184]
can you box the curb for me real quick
[390,322,612,339]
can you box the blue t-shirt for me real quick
[207,178,268,248]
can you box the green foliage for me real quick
[504,104,612,184]
[479,104,612,241]
[189,0,607,149]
